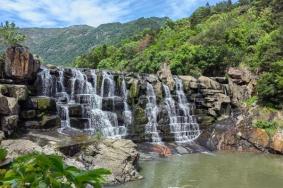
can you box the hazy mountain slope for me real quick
[17,17,169,65]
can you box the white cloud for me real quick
[166,0,199,19]
[0,0,131,27]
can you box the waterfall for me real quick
[37,68,129,138]
[122,77,132,127]
[37,67,201,143]
[173,77,201,143]
[145,82,162,143]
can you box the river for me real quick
[111,152,283,188]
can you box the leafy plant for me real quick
[253,120,278,136]
[0,21,26,46]
[243,96,258,107]
[1,153,111,188]
[0,148,7,162]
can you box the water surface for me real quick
[112,152,283,188]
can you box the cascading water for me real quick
[37,67,200,143]
[121,77,132,127]
[173,77,201,143]
[145,83,162,143]
[37,68,129,138]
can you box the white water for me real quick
[38,68,129,138]
[145,83,162,143]
[37,67,200,143]
[173,77,201,143]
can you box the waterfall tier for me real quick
[36,67,202,143]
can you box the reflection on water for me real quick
[110,152,283,188]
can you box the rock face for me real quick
[197,105,283,155]
[227,67,256,105]
[78,139,141,184]
[4,46,40,82]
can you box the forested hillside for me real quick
[74,0,282,107]
[1,17,169,65]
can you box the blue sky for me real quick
[0,0,235,28]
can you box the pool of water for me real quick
[111,152,283,188]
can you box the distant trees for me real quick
[0,21,25,46]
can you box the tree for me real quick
[0,21,25,46]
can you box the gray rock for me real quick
[1,115,18,136]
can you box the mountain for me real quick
[16,17,169,65]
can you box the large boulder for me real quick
[4,84,28,101]
[227,67,256,105]
[79,139,142,184]
[4,46,40,82]
[157,63,175,90]
[198,76,222,90]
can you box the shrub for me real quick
[0,153,111,188]
[243,96,258,107]
[0,148,7,162]
[253,120,278,135]
[0,21,26,46]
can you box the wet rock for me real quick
[21,110,36,119]
[68,104,83,117]
[175,146,189,154]
[1,115,18,136]
[40,115,61,128]
[70,118,90,129]
[31,96,56,111]
[23,121,40,128]
[0,95,19,115]
[4,46,40,82]
[102,97,124,112]
[5,84,28,101]
[0,85,8,95]
[0,131,5,142]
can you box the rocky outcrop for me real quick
[179,75,231,128]
[197,105,283,154]
[4,46,40,82]
[227,67,256,105]
[78,139,142,184]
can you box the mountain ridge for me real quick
[0,17,169,65]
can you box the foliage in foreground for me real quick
[0,153,111,188]
[0,21,25,46]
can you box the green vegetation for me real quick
[253,120,278,136]
[0,21,25,46]
[243,96,258,107]
[74,0,283,107]
[0,17,168,66]
[0,153,110,188]
[0,148,7,162]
